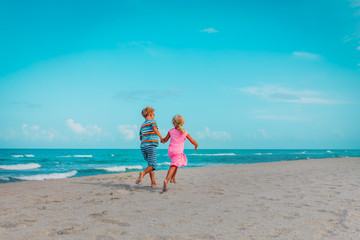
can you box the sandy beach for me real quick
[1,157,359,240]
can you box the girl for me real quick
[161,115,198,192]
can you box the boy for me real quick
[136,106,163,187]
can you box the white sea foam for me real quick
[189,153,236,156]
[11,154,35,158]
[110,154,115,157]
[326,150,332,153]
[14,170,77,181]
[254,153,272,155]
[158,162,171,166]
[98,165,143,172]
[0,163,41,170]
[57,155,93,158]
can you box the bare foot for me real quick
[170,179,176,183]
[136,171,144,184]
[162,181,168,192]
[152,183,159,188]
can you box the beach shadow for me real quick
[75,181,159,193]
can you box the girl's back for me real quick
[169,128,188,153]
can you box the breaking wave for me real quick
[97,165,143,172]
[189,153,236,156]
[13,170,78,181]
[0,163,41,170]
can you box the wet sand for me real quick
[1,157,360,239]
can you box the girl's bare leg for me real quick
[170,167,178,183]
[163,166,177,192]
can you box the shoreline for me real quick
[1,149,358,185]
[1,157,359,239]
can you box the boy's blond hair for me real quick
[172,115,185,133]
[142,106,155,118]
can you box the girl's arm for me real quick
[162,132,170,143]
[186,134,198,150]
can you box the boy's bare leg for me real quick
[149,170,158,187]
[163,166,177,192]
[136,166,153,184]
[170,167,178,183]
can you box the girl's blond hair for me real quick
[172,115,185,133]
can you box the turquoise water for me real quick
[1,149,359,183]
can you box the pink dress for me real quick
[168,128,188,167]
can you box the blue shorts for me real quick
[141,145,157,170]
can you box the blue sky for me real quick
[1,0,360,149]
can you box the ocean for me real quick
[1,149,359,184]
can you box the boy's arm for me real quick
[186,134,198,150]
[152,125,163,141]
[162,132,170,143]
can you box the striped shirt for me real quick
[139,120,159,147]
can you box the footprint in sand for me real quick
[238,222,256,231]
[21,219,36,227]
[0,222,19,229]
[100,219,131,227]
[55,225,86,235]
[84,199,104,204]
[90,211,130,227]
[96,234,115,240]
[89,211,109,218]
[202,218,223,226]
[280,212,300,220]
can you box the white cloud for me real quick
[118,125,138,141]
[350,0,360,11]
[200,28,219,33]
[357,46,360,50]
[238,85,340,104]
[343,35,355,43]
[66,119,101,136]
[246,129,270,140]
[2,128,17,140]
[292,51,321,60]
[351,0,360,7]
[197,127,231,141]
[350,0,360,20]
[258,129,270,139]
[333,130,345,138]
[22,124,55,141]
